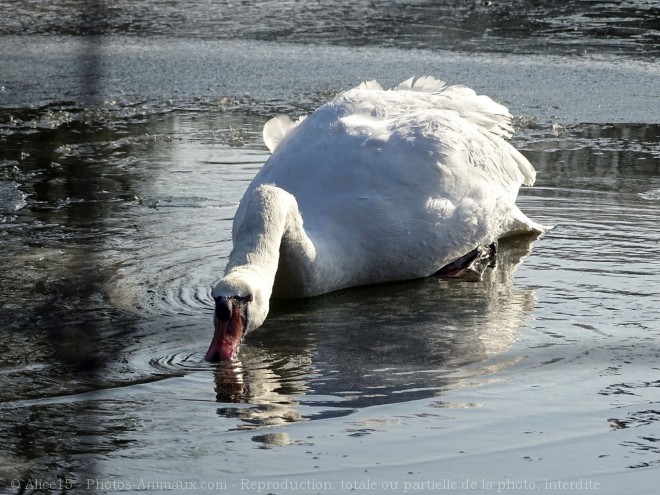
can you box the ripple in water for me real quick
[639,188,660,201]
[149,351,211,374]
[152,285,215,317]
[0,181,27,212]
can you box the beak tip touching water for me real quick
[204,347,221,363]
[204,331,239,362]
[204,343,238,362]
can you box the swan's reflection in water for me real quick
[214,236,540,428]
[213,358,311,430]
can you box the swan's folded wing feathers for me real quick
[263,115,306,153]
[507,143,536,186]
[393,76,514,139]
[357,80,383,91]
[395,76,448,93]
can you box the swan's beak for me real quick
[205,305,245,362]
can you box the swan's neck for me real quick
[224,184,316,298]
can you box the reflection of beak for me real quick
[205,304,245,362]
[214,361,246,403]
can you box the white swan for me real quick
[205,76,547,361]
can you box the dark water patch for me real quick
[600,380,660,398]
[0,104,265,345]
[622,436,660,469]
[2,0,658,60]
[609,410,660,430]
[0,180,27,212]
[0,97,148,404]
[518,123,660,196]
[0,398,143,491]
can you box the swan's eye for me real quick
[214,297,232,321]
[235,294,253,303]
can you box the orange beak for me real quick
[205,303,245,362]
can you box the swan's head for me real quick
[205,269,270,362]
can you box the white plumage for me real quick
[206,76,548,361]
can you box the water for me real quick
[1,1,659,493]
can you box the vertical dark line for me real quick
[81,0,105,105]
[72,0,107,490]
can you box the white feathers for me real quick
[357,79,384,91]
[260,76,538,198]
[264,76,515,155]
[232,75,547,300]
[262,115,306,153]
[395,75,448,93]
[507,143,537,187]
[394,76,514,138]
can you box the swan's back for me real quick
[239,77,545,292]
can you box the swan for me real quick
[205,76,548,362]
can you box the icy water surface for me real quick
[1,1,660,494]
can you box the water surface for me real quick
[1,1,659,493]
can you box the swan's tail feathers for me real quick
[500,205,553,239]
[508,144,537,186]
[395,76,515,139]
[263,115,306,153]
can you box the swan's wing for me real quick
[257,101,536,236]
[353,76,515,140]
[396,75,515,139]
[347,76,534,186]
[262,115,306,153]
[338,85,535,191]
[357,79,383,91]
[394,75,449,92]
[258,83,533,205]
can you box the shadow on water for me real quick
[0,0,120,489]
[211,235,540,426]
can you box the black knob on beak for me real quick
[214,297,232,321]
